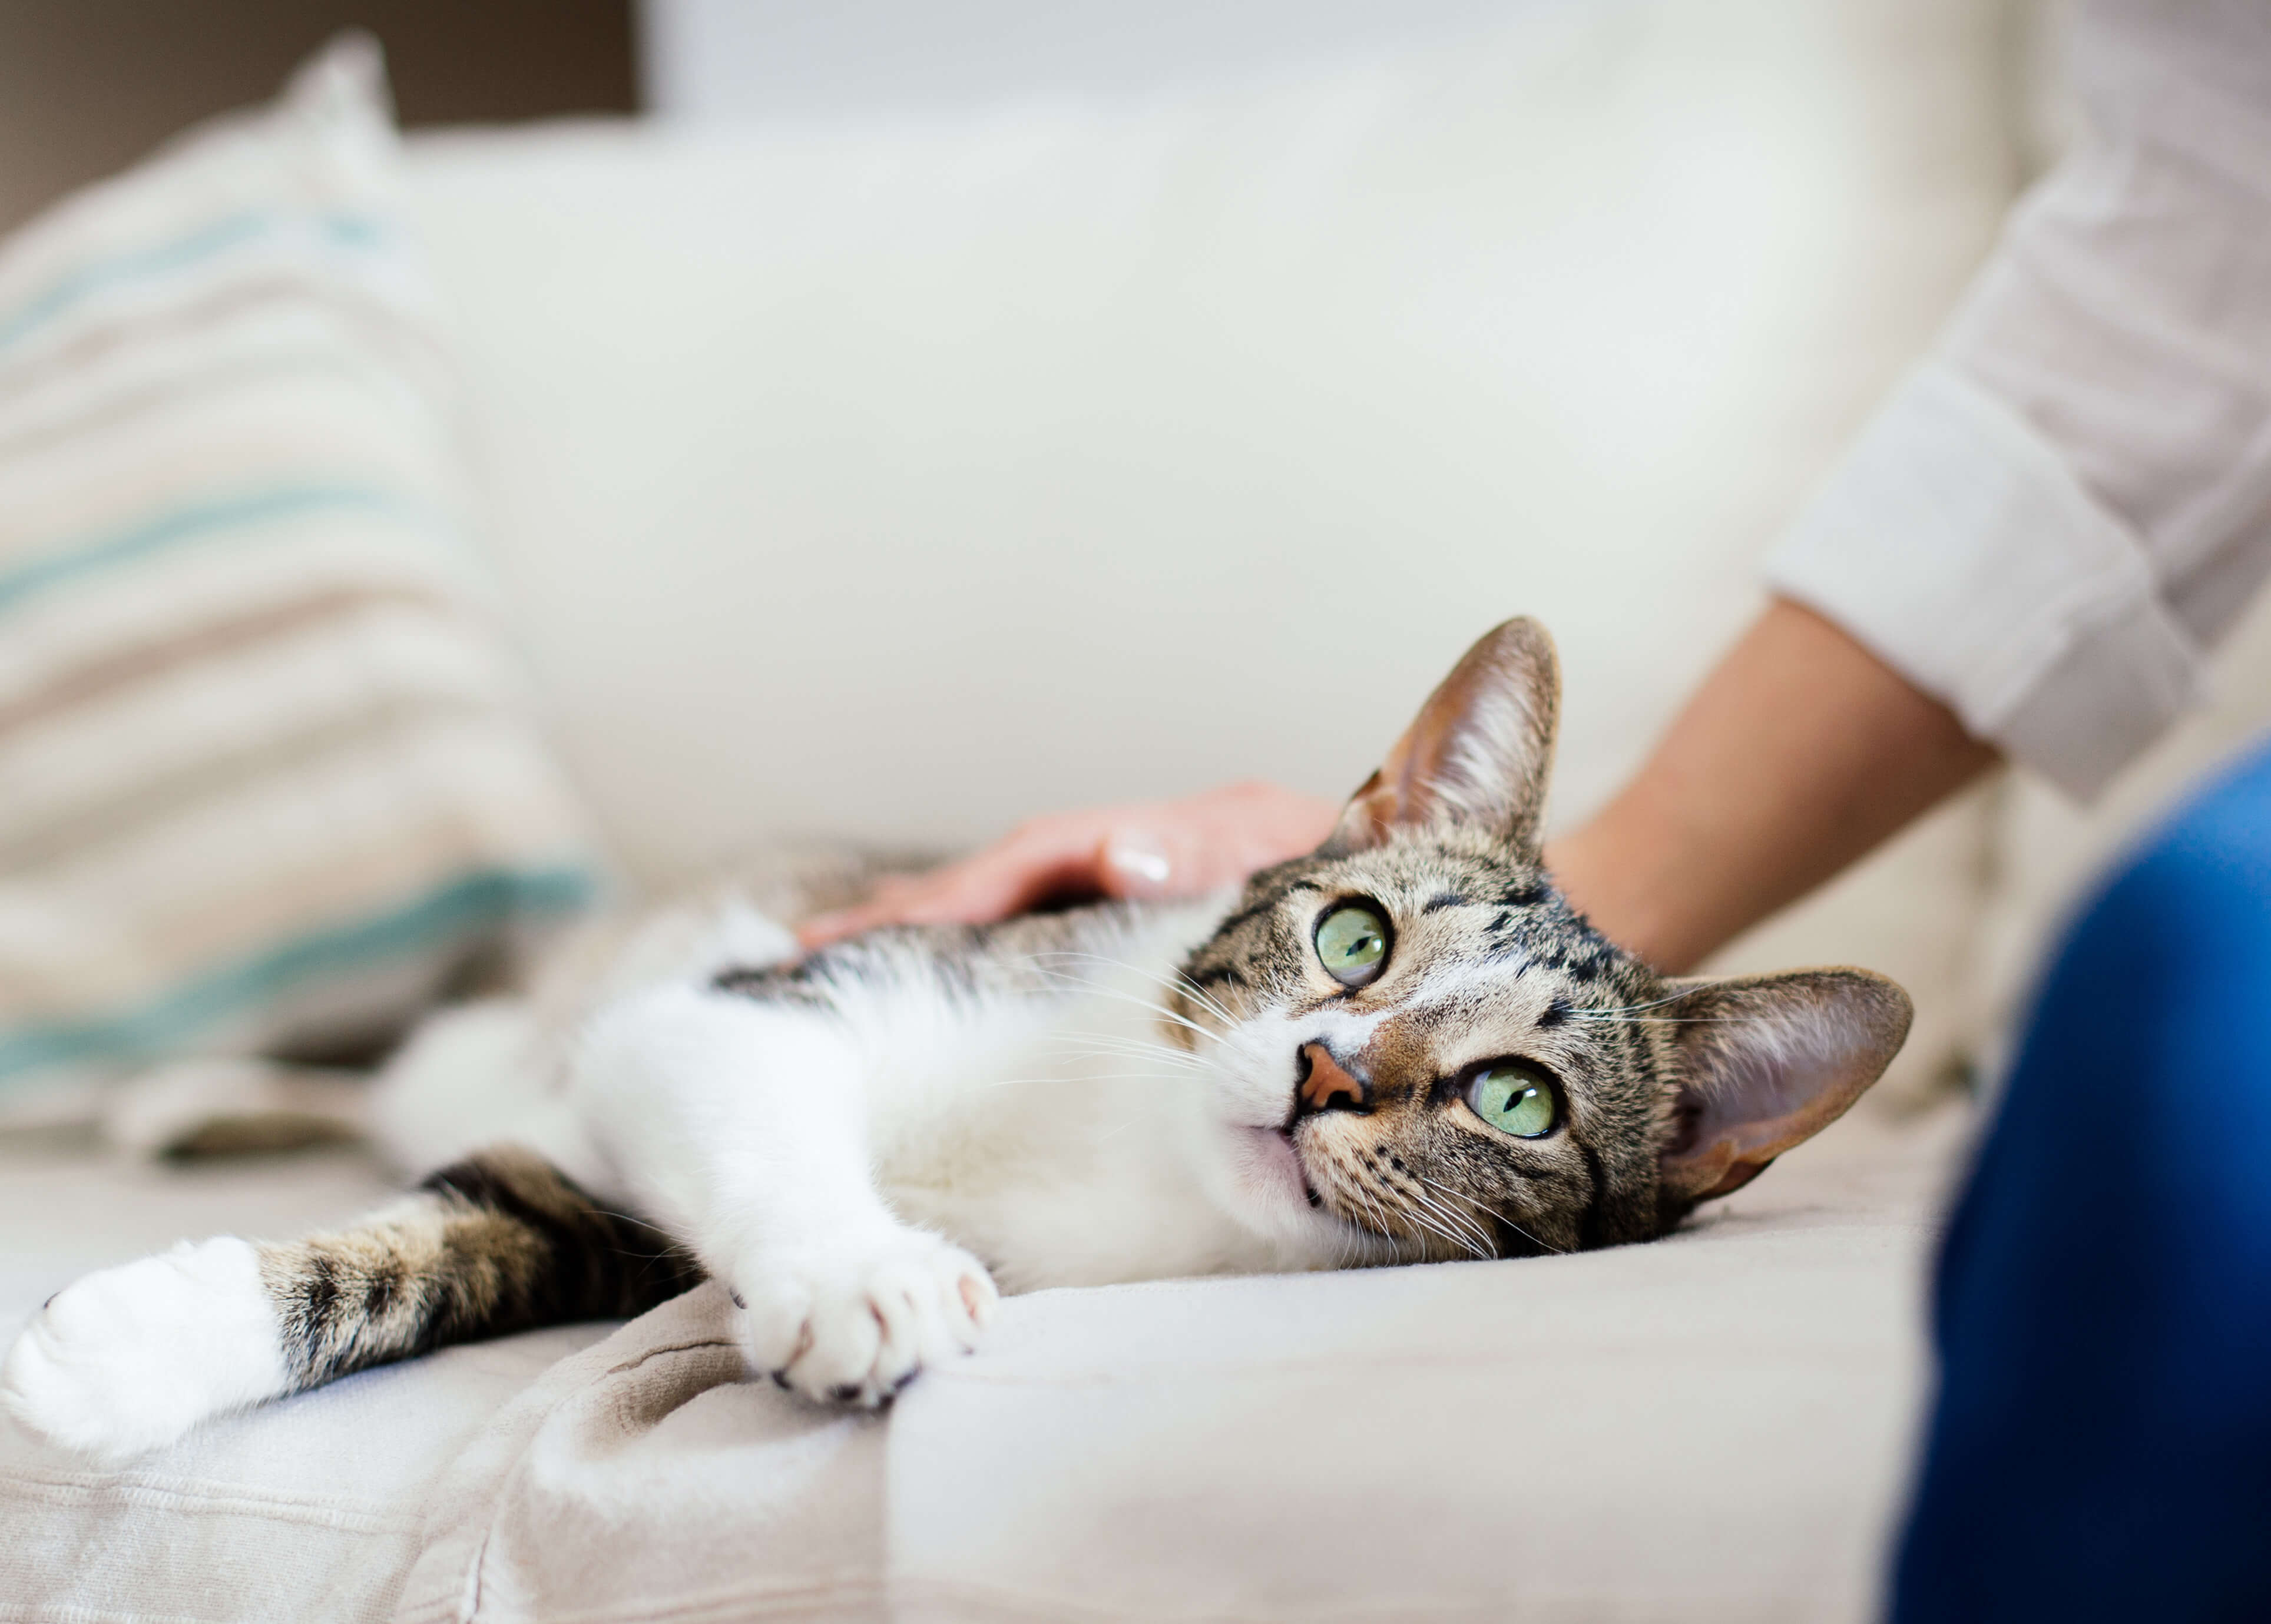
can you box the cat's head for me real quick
[1173,618,1911,1263]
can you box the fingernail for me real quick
[1103,833,1172,893]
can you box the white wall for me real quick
[638,0,1534,126]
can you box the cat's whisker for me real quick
[1051,1029,1203,1059]
[1394,1204,1456,1255]
[1414,1192,1494,1257]
[1312,1177,1382,1264]
[1396,1196,1487,1262]
[1168,979,1239,1032]
[1334,1171,1394,1245]
[1029,951,1241,1030]
[1565,987,1713,1018]
[1049,1040,1191,1066]
[1412,1175,1522,1241]
[1162,970,1239,1031]
[1563,1015,1770,1025]
[978,1072,1186,1091]
[1396,1182,1493,1260]
[1024,968,1220,1044]
[1355,1171,1460,1258]
[1376,1162,1495,1260]
[1416,1174,1567,1257]
[1027,954,1236,1039]
[1049,1037,1205,1072]
[1356,1185,1403,1251]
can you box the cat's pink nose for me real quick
[1295,1043,1369,1115]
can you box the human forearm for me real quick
[1542,596,1997,973]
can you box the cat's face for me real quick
[1169,618,1911,1265]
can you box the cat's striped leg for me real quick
[0,1146,700,1462]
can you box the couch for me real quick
[7,1,2269,1618]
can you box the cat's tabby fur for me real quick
[2,619,1909,1460]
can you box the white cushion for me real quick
[402,0,2016,1101]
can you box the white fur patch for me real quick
[1,1237,289,1462]
[728,1225,998,1407]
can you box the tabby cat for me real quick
[1,619,1909,1460]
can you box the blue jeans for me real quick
[1892,741,2271,1622]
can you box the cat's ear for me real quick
[1654,969,1912,1215]
[1321,617,1560,856]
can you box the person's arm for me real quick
[810,5,2271,960]
[1542,598,1995,970]
[1760,5,2271,801]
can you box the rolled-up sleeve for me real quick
[1764,0,2271,799]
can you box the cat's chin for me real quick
[1196,1121,1350,1257]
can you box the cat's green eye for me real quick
[1466,1065,1558,1138]
[1313,903,1391,988]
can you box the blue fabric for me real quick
[1893,740,2271,1622]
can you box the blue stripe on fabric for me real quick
[0,210,390,356]
[0,484,439,619]
[0,864,600,1084]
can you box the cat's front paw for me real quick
[1,1238,287,1462]
[730,1229,997,1408]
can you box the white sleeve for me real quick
[1762,0,2271,799]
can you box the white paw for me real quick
[730,1229,998,1408]
[1,1238,288,1462]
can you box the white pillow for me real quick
[406,0,2018,1101]
[0,39,602,1111]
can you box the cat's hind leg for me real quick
[101,1056,370,1160]
[1,1146,700,1462]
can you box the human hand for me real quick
[796,781,1341,949]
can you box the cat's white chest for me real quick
[845,943,1268,1291]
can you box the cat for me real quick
[0,618,1909,1461]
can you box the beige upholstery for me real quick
[1,1109,1962,1624]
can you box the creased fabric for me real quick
[392,1285,887,1624]
[384,1115,1956,1624]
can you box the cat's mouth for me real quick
[1277,1126,1324,1208]
[1242,1125,1322,1209]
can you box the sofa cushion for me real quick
[403,0,2019,1103]
[0,38,603,1114]
[0,1105,1953,1624]
[9,1108,1932,1624]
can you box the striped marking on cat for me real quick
[260,1146,701,1391]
